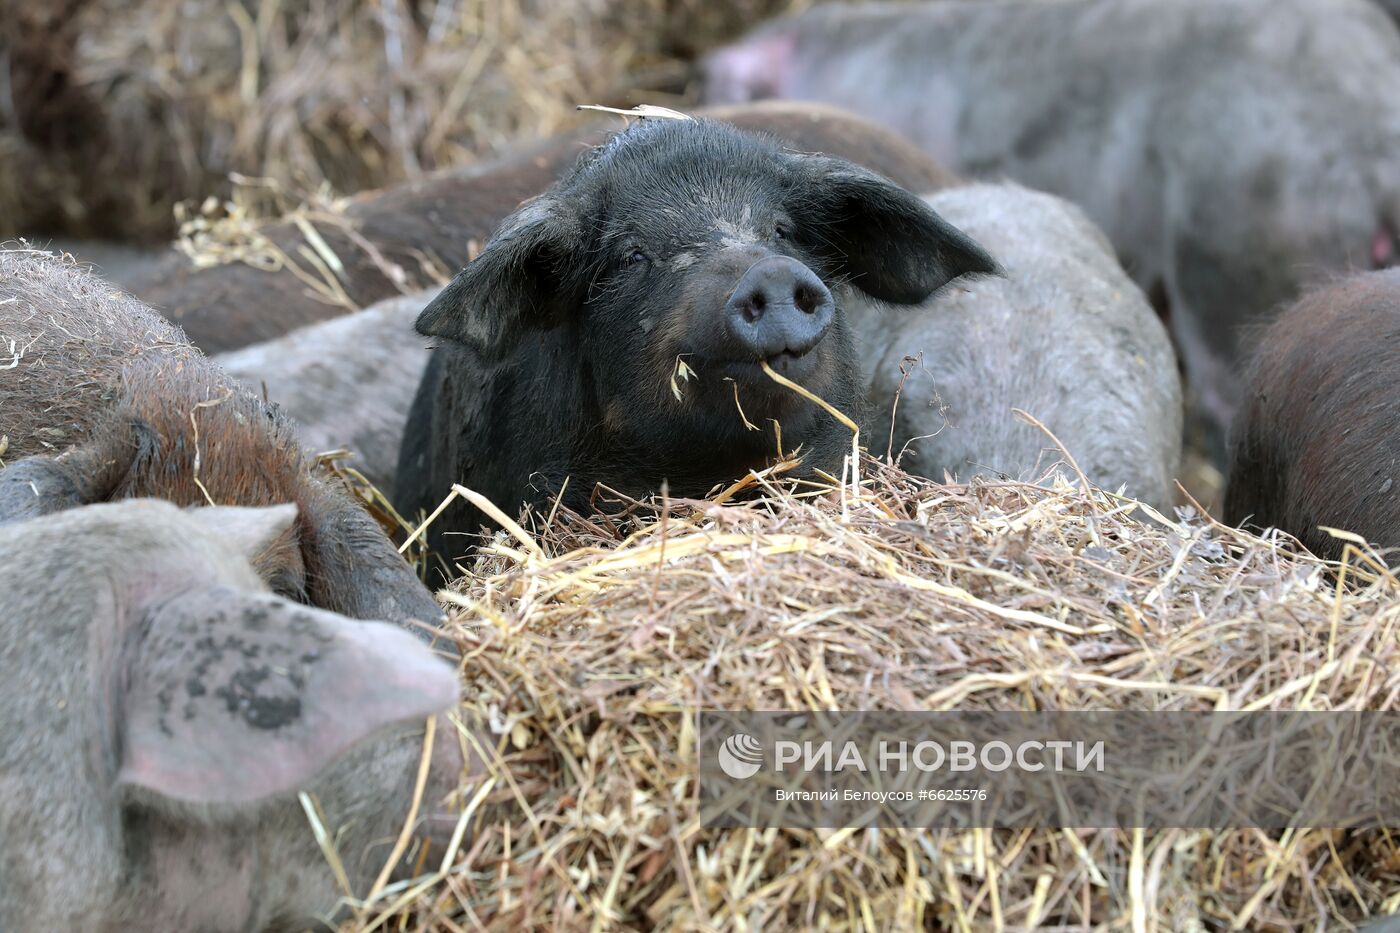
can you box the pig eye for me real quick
[774,224,789,241]
[624,248,650,268]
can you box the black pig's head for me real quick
[417,117,995,468]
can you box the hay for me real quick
[350,457,1400,930]
[171,177,370,310]
[1,0,812,241]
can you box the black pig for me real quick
[131,102,958,354]
[393,117,994,563]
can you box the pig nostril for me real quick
[793,285,819,314]
[743,293,766,323]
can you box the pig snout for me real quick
[702,34,794,105]
[723,255,834,379]
[1372,225,1398,269]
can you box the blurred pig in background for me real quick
[853,183,1182,511]
[707,0,1400,462]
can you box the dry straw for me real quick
[1,0,811,241]
[346,458,1400,931]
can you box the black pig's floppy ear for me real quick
[416,195,588,359]
[788,155,998,305]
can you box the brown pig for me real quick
[0,498,464,932]
[129,101,957,353]
[1226,269,1400,559]
[0,249,442,630]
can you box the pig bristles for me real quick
[348,454,1400,930]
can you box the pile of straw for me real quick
[352,458,1400,931]
[1,0,807,241]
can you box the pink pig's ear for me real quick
[184,503,300,566]
[117,588,460,805]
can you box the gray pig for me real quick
[216,290,433,493]
[1360,918,1400,933]
[706,0,1400,459]
[43,238,167,291]
[852,184,1181,510]
[0,498,463,932]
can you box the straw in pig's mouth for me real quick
[715,348,820,384]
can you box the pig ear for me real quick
[789,156,998,304]
[183,503,299,565]
[299,488,448,636]
[416,196,587,359]
[118,589,460,805]
[0,457,91,523]
[0,434,135,523]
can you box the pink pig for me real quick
[0,499,465,932]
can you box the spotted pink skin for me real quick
[0,501,466,933]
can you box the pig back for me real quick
[705,100,959,193]
[215,289,434,492]
[852,183,1182,510]
[1225,269,1400,559]
[0,505,154,930]
[0,249,205,459]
